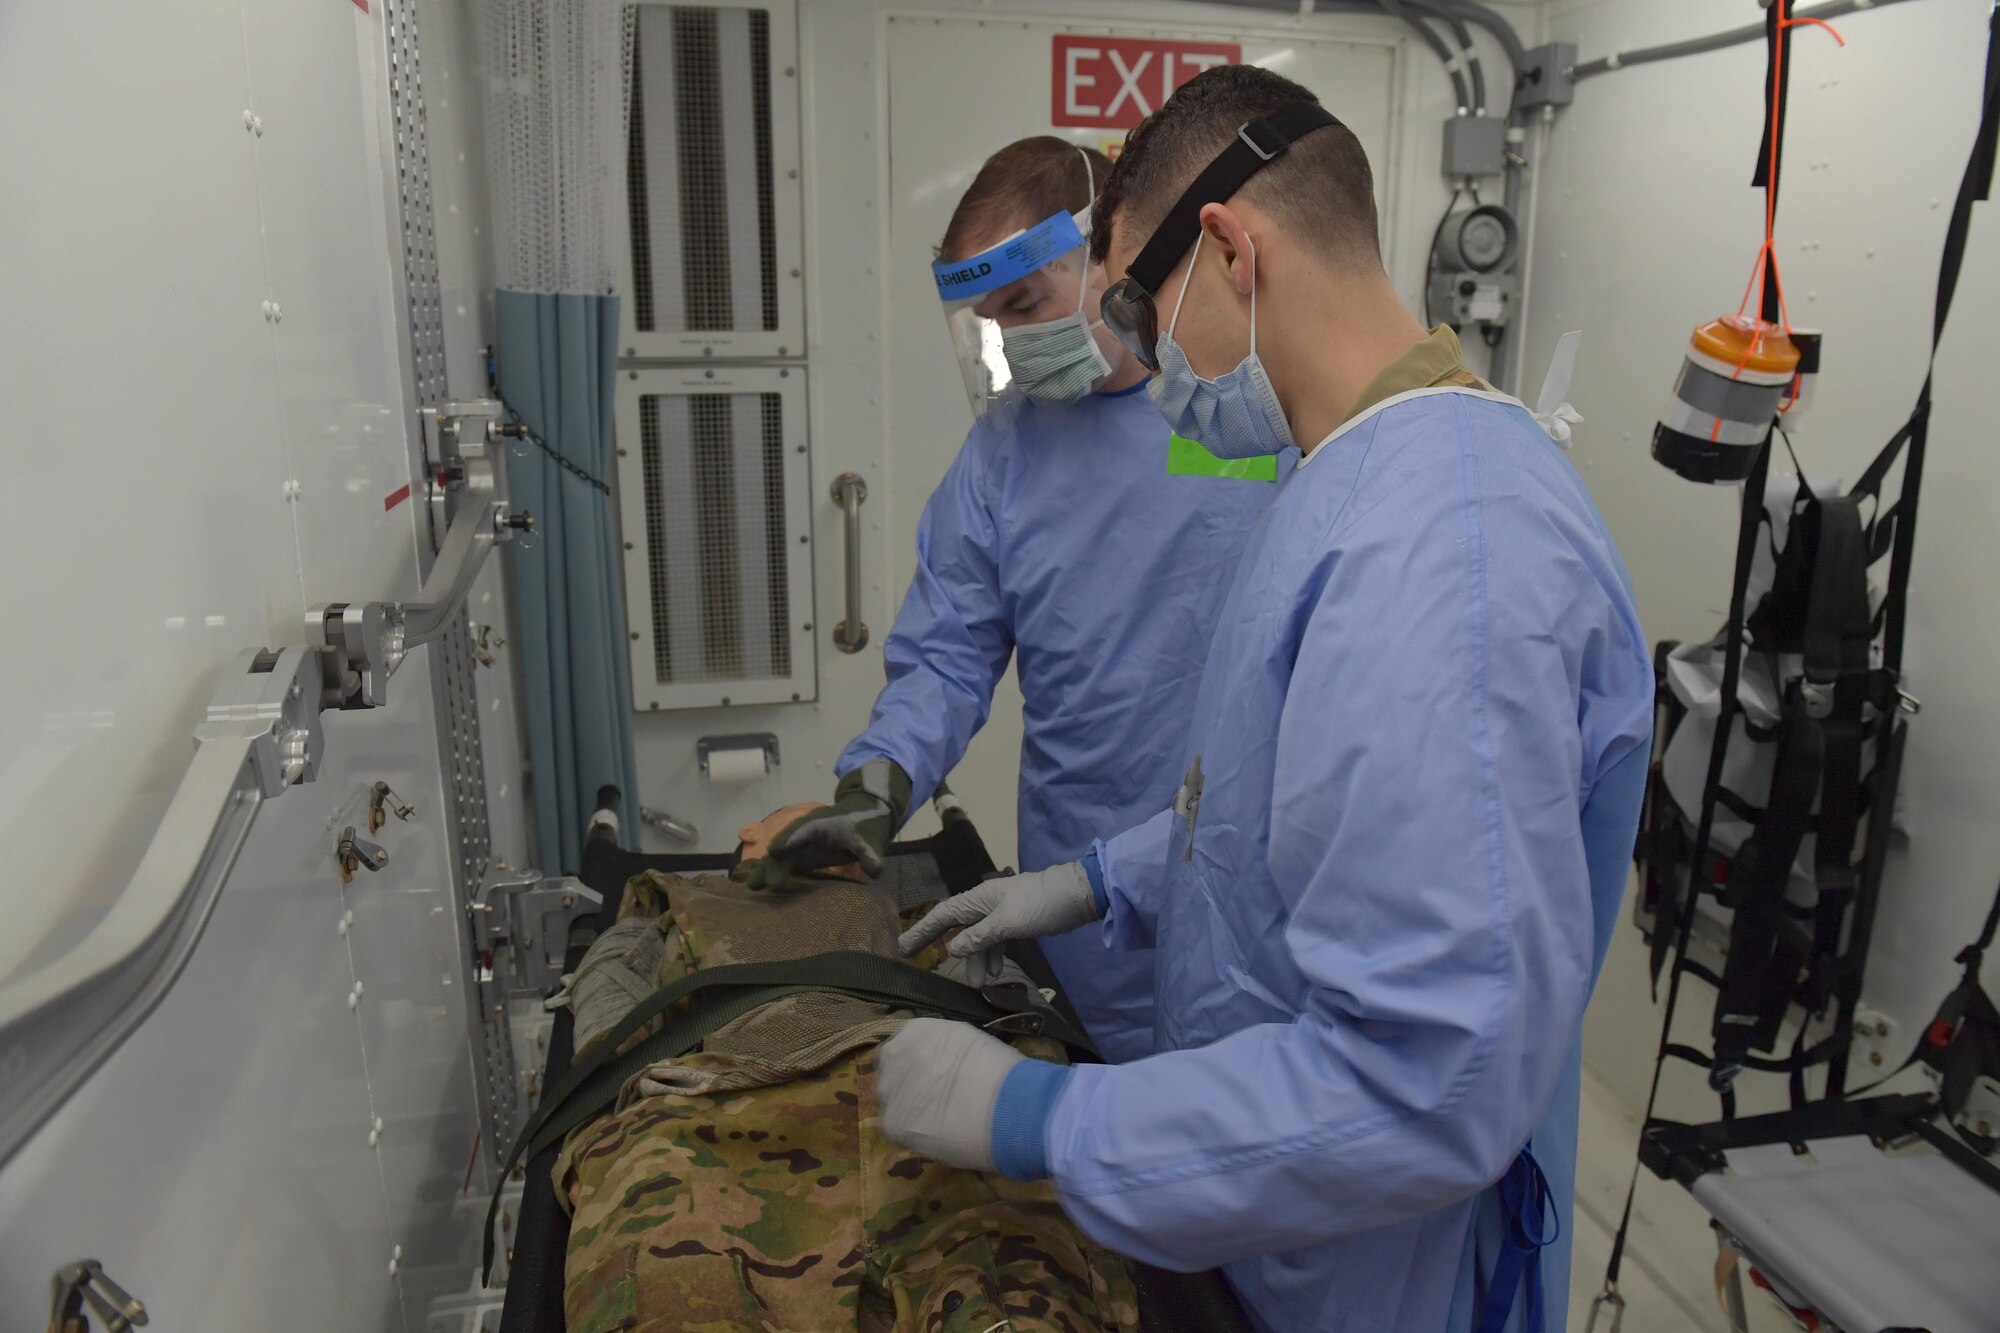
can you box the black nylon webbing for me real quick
[1854,4,2000,670]
[1750,2,1794,327]
[1711,687,1822,1080]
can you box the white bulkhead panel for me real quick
[0,0,506,1327]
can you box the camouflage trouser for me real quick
[562,1044,1140,1333]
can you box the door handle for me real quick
[831,472,868,653]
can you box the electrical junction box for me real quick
[1518,42,1579,110]
[1442,115,1508,178]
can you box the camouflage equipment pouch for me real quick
[620,872,913,1100]
[568,915,668,1055]
[561,1047,1139,1333]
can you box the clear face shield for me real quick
[933,205,1113,421]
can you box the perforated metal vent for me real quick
[639,390,792,685]
[625,5,781,335]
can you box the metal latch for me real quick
[470,870,603,995]
[979,981,1053,1037]
[48,1259,146,1333]
[369,781,414,834]
[337,826,389,883]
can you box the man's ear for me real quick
[1197,202,1255,296]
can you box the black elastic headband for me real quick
[1123,101,1342,296]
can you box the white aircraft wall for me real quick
[0,0,518,1328]
[1517,0,2000,1126]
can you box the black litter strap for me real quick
[1853,3,2000,670]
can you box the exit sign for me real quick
[1051,35,1241,131]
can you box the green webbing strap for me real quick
[480,950,1094,1279]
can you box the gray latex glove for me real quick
[875,1016,1022,1173]
[740,758,911,891]
[897,861,1098,969]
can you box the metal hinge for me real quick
[47,1259,146,1333]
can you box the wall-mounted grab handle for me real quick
[831,472,868,653]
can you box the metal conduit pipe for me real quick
[1205,0,1509,114]
[1380,0,1476,111]
[1575,0,1929,79]
[1403,0,1488,112]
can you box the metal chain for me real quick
[502,409,611,495]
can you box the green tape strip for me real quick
[1167,432,1278,481]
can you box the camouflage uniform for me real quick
[559,871,1140,1333]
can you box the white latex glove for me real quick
[875,1016,1022,1173]
[897,862,1099,972]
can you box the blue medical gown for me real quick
[837,383,1282,1062]
[1064,389,1654,1330]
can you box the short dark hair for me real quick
[1090,65,1382,274]
[940,136,1113,261]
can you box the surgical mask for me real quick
[999,204,1112,405]
[1146,234,1296,459]
[1001,285,1110,405]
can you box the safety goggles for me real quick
[1100,101,1341,372]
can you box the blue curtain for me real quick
[494,289,639,873]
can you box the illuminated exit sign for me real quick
[1051,35,1241,130]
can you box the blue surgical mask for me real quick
[1146,234,1295,459]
